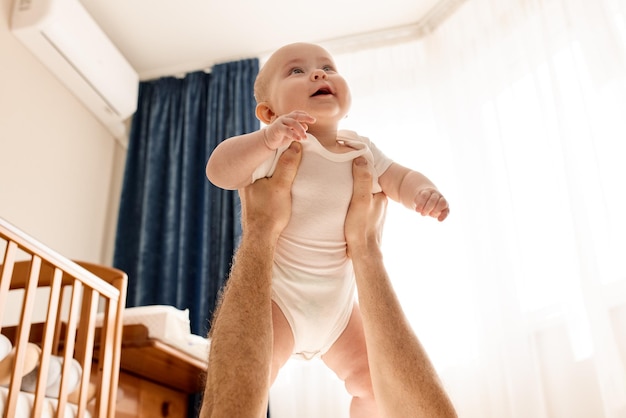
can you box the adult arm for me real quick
[199,141,302,418]
[346,157,458,418]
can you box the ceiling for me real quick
[78,0,464,81]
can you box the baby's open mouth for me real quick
[311,87,332,96]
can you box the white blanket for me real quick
[98,305,210,361]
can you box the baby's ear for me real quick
[256,102,275,125]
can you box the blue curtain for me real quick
[113,58,259,337]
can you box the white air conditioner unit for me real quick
[11,0,139,140]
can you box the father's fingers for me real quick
[351,157,388,225]
[351,157,373,204]
[346,158,388,254]
[271,141,302,188]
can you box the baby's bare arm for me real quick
[379,162,450,221]
[206,110,315,190]
[206,130,273,190]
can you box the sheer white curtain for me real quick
[270,0,626,417]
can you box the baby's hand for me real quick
[414,188,449,222]
[262,111,316,150]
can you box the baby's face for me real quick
[263,43,351,125]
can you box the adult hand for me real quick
[239,141,302,240]
[345,157,388,258]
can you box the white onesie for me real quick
[252,130,393,359]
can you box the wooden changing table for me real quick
[99,323,207,418]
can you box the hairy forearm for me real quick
[206,130,274,190]
[210,232,276,338]
[351,250,457,418]
[201,231,276,418]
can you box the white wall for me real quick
[0,0,126,265]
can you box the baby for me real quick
[206,42,449,411]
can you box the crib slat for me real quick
[5,256,42,418]
[31,266,64,418]
[96,299,114,417]
[74,286,99,417]
[54,279,83,418]
[52,285,67,357]
[0,240,18,333]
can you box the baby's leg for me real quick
[321,303,379,418]
[271,301,295,384]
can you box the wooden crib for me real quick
[0,217,127,418]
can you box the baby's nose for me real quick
[311,69,327,80]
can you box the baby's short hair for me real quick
[253,65,270,104]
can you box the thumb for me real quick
[351,157,373,202]
[271,141,302,188]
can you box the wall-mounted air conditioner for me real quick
[11,0,139,140]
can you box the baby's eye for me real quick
[289,67,305,75]
[322,65,336,73]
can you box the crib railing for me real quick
[0,217,127,418]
